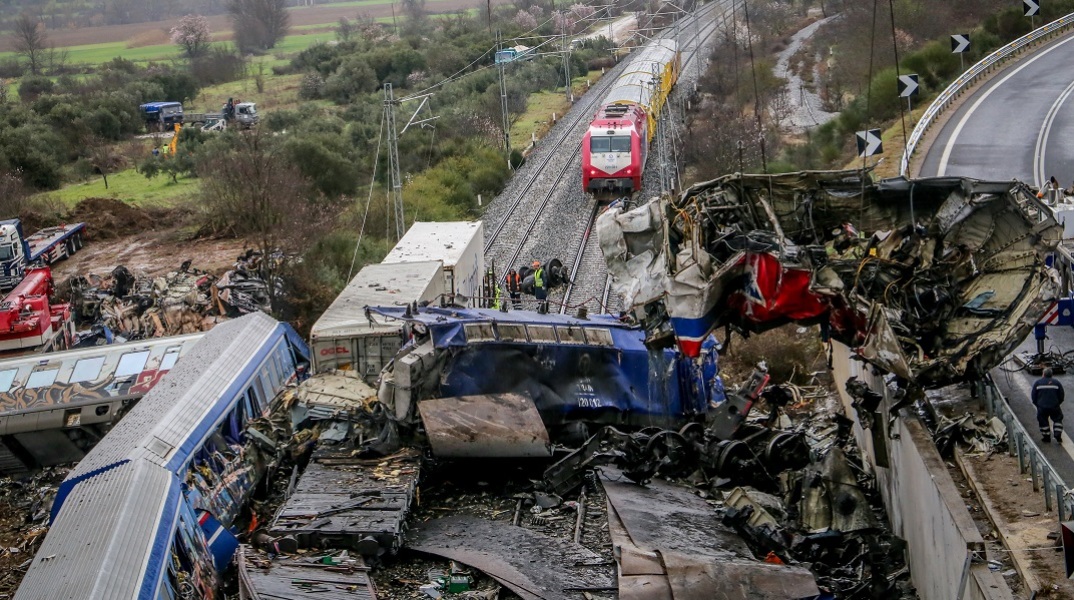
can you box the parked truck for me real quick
[0,220,86,292]
[310,260,445,382]
[0,266,74,354]
[382,221,485,303]
[139,102,184,131]
[185,102,260,129]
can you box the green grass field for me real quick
[510,70,603,149]
[37,168,200,207]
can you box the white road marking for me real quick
[1033,78,1074,187]
[937,34,1074,176]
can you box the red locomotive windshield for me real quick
[590,136,632,153]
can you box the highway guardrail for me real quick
[901,14,1074,176]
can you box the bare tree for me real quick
[13,13,48,75]
[228,0,290,53]
[198,131,334,311]
[85,136,123,190]
[170,14,212,59]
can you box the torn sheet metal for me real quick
[408,515,615,600]
[799,447,878,533]
[237,545,377,599]
[599,171,1063,388]
[419,394,551,458]
[601,470,820,599]
[597,198,669,307]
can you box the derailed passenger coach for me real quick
[598,171,1064,388]
[15,312,309,600]
[372,306,725,456]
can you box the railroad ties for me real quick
[268,447,421,558]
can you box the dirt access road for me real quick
[0,0,508,51]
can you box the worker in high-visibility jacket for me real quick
[506,268,522,309]
[532,260,548,313]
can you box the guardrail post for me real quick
[1043,468,1052,510]
[1008,413,1018,457]
[1017,433,1027,473]
[1031,452,1040,491]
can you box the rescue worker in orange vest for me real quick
[506,268,522,309]
[533,260,548,313]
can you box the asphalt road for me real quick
[917,30,1074,483]
[918,32,1074,187]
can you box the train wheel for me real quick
[74,233,83,251]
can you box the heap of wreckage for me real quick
[598,170,1062,391]
[63,251,273,342]
[10,171,1062,600]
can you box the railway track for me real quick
[557,2,734,315]
[482,0,732,296]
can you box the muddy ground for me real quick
[30,197,249,281]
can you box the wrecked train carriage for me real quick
[15,313,309,600]
[600,171,1062,388]
[372,307,725,456]
[0,333,203,476]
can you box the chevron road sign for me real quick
[897,74,919,98]
[1025,0,1040,16]
[951,34,970,53]
[856,129,882,158]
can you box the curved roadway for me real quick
[918,32,1074,186]
[917,29,1074,484]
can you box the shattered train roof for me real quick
[599,170,1063,388]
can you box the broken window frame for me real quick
[160,347,182,371]
[26,368,59,389]
[0,368,17,393]
[556,326,587,345]
[496,323,529,343]
[528,324,557,343]
[115,350,151,379]
[70,356,106,384]
[584,328,614,346]
[464,322,496,343]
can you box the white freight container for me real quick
[383,221,485,303]
[310,260,445,380]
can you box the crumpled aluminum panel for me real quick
[419,393,551,458]
[601,469,820,600]
[408,515,614,600]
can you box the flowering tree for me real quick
[553,10,570,34]
[569,3,595,30]
[170,14,211,58]
[515,9,538,30]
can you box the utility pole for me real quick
[562,16,572,101]
[384,83,405,241]
[497,31,512,168]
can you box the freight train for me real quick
[582,39,681,193]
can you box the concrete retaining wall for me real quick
[829,343,1010,600]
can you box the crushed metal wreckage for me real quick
[241,304,909,600]
[598,171,1063,389]
[64,253,274,340]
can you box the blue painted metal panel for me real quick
[370,306,723,425]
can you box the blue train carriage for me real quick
[15,312,309,600]
[372,306,724,448]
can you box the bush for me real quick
[0,59,23,79]
[190,47,246,86]
[18,75,55,102]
